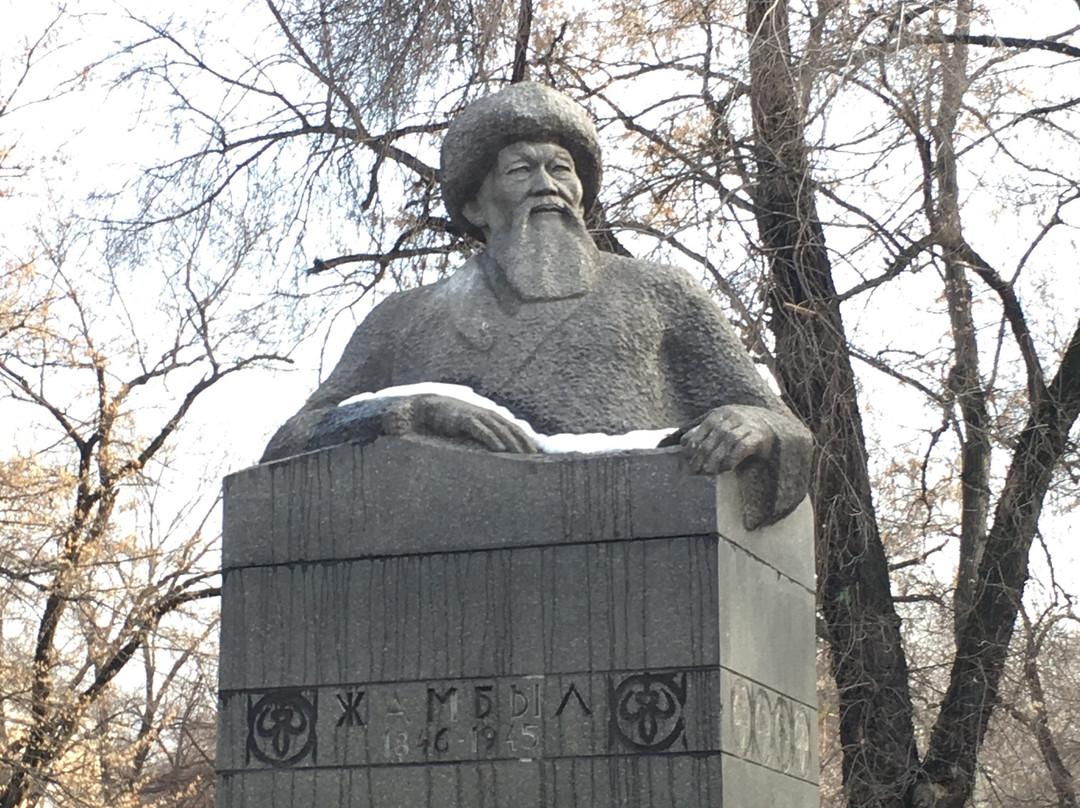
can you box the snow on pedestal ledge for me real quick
[339,382,675,454]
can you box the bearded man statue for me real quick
[261,83,812,529]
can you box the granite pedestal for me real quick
[217,437,817,806]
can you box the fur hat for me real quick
[440,83,602,242]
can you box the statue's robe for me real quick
[262,252,811,527]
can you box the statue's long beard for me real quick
[485,203,600,302]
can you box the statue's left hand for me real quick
[679,405,776,475]
[384,394,539,454]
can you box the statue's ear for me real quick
[462,198,487,230]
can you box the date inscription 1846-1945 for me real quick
[241,670,698,770]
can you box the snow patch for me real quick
[339,382,675,453]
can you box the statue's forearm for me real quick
[260,394,541,463]
[261,406,334,462]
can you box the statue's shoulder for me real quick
[364,258,485,324]
[599,252,714,305]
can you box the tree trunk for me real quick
[744,0,921,804]
[923,320,1080,807]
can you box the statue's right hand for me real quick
[383,394,539,454]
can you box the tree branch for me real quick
[924,32,1080,60]
[264,0,437,183]
[956,242,1047,404]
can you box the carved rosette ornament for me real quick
[611,672,688,751]
[246,690,318,768]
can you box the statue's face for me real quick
[463,141,584,237]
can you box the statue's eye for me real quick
[551,162,573,174]
[505,163,531,176]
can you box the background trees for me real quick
[0,7,287,805]
[2,0,1078,806]
[0,217,280,806]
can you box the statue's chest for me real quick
[393,291,672,433]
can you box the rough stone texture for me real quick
[260,251,812,529]
[218,437,817,806]
[262,251,791,444]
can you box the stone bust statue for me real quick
[261,83,811,529]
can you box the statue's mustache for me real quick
[526,198,572,214]
[509,195,585,229]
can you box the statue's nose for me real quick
[530,168,560,195]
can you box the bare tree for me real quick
[741,1,1080,805]
[0,207,284,807]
